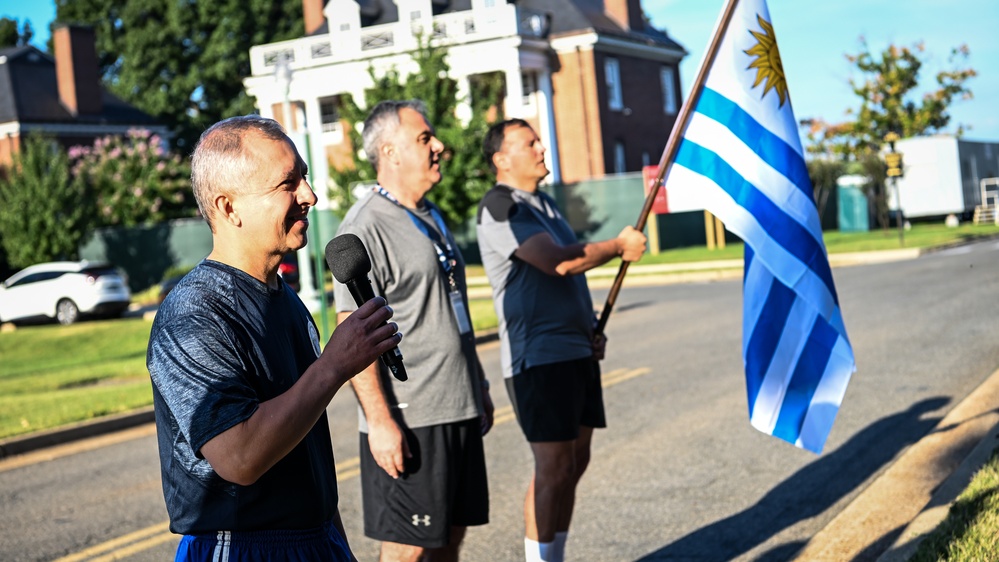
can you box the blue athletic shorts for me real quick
[174,519,352,561]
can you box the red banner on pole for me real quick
[642,165,669,215]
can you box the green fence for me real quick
[78,175,767,292]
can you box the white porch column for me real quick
[455,75,472,125]
[503,67,524,120]
[537,69,561,184]
[303,96,330,210]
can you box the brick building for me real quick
[0,25,166,167]
[244,0,686,205]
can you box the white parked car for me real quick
[0,261,131,325]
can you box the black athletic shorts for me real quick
[359,418,489,548]
[506,357,606,442]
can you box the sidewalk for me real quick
[1,245,994,560]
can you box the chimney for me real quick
[604,0,644,31]
[304,0,326,35]
[53,25,102,116]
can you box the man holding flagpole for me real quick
[477,118,646,562]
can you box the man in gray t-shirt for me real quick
[476,119,646,562]
[334,100,493,561]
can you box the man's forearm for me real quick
[554,238,622,276]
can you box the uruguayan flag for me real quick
[662,0,855,453]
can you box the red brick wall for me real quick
[551,47,605,183]
[592,50,679,174]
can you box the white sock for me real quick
[524,537,555,562]
[552,531,568,562]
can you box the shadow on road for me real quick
[636,397,951,561]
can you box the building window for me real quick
[320,96,344,144]
[661,66,678,114]
[605,58,623,111]
[320,97,341,133]
[614,141,626,174]
[522,71,537,112]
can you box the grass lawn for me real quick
[2,222,998,441]
[910,449,999,560]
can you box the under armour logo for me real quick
[411,514,432,527]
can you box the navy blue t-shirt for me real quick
[147,260,336,534]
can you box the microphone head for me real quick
[326,233,372,283]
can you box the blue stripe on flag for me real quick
[696,88,812,198]
[771,317,839,444]
[675,140,838,302]
[744,276,796,413]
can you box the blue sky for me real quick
[3,0,997,140]
[646,0,999,141]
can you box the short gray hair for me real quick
[362,100,428,172]
[191,115,288,231]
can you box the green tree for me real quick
[54,0,303,150]
[806,158,847,225]
[69,129,197,227]
[803,40,976,228]
[0,17,34,48]
[328,39,503,228]
[0,135,92,268]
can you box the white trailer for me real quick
[891,135,999,220]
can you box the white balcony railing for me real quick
[250,4,550,77]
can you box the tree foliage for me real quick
[54,0,303,150]
[69,130,196,227]
[0,135,92,268]
[327,39,504,228]
[0,17,34,48]
[806,158,847,224]
[801,39,975,228]
[804,40,976,159]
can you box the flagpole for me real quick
[594,0,742,336]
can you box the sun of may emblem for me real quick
[744,14,788,107]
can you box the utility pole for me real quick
[884,131,905,246]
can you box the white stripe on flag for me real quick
[683,113,823,239]
[662,0,855,453]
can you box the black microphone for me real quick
[326,233,408,382]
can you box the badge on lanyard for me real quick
[443,258,472,336]
[374,186,472,335]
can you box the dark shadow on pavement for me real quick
[636,397,951,561]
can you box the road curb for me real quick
[0,407,156,460]
[794,366,999,560]
[877,420,999,560]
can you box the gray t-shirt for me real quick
[334,190,483,431]
[476,184,595,379]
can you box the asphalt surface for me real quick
[2,243,997,560]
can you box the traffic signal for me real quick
[886,152,903,178]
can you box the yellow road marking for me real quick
[52,521,170,562]
[55,366,651,560]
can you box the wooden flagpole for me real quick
[594,0,743,336]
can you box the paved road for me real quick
[2,239,998,561]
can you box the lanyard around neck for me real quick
[373,185,455,275]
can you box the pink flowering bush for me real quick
[70,129,196,227]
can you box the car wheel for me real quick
[56,299,80,325]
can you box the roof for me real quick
[0,45,158,127]
[306,0,686,54]
[520,0,685,52]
